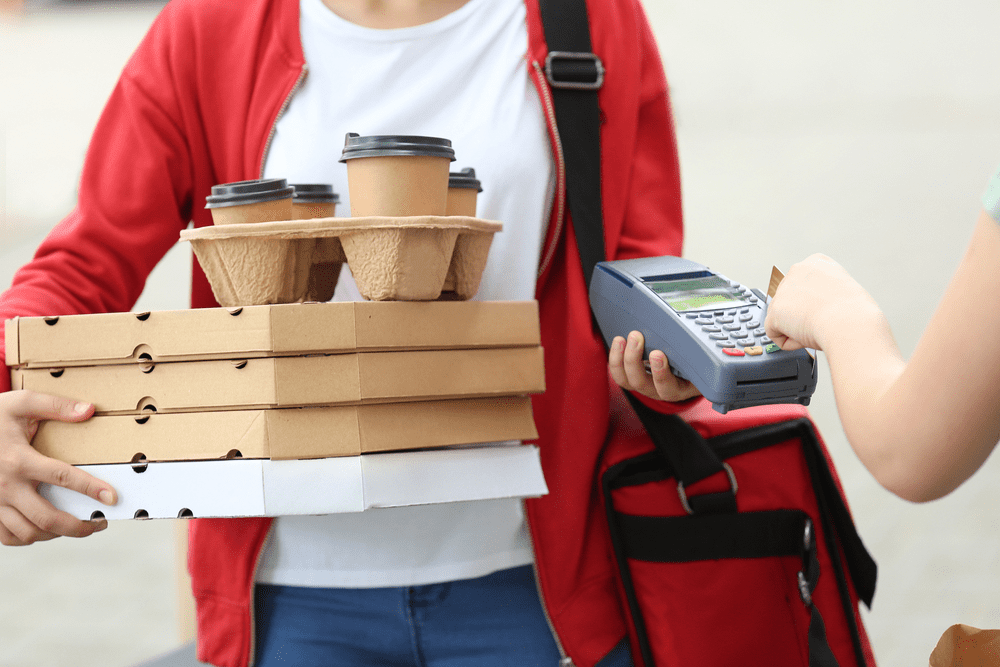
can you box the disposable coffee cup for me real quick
[290,183,340,220]
[339,133,455,217]
[289,183,343,302]
[205,179,294,225]
[446,168,483,217]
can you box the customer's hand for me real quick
[608,331,701,403]
[765,253,884,352]
[0,391,116,546]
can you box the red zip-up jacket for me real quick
[0,0,687,664]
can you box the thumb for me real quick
[771,333,805,351]
[10,390,94,424]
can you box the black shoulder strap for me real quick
[538,0,733,503]
[537,0,606,288]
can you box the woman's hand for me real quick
[0,391,117,546]
[608,331,701,402]
[765,253,884,352]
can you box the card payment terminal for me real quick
[589,256,817,414]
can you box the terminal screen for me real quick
[646,276,749,312]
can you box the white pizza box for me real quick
[38,443,547,520]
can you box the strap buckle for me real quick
[677,462,738,515]
[544,51,605,91]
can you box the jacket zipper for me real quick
[527,59,573,666]
[259,63,309,179]
[246,533,268,666]
[524,500,575,667]
[530,59,567,281]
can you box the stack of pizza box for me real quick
[7,154,549,520]
[5,296,547,520]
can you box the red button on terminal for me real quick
[722,348,745,356]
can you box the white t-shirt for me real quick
[256,0,555,588]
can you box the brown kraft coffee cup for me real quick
[290,183,343,302]
[205,179,294,225]
[446,168,483,217]
[340,133,455,217]
[290,183,340,220]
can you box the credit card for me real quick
[767,266,785,299]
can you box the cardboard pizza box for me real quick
[12,347,545,415]
[4,300,540,368]
[31,395,539,464]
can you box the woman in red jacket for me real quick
[0,0,689,665]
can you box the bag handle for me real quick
[624,393,737,514]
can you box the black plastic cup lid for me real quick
[205,179,295,209]
[448,168,483,192]
[290,183,341,203]
[339,133,456,162]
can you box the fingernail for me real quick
[74,402,91,416]
[99,489,115,505]
[651,356,664,371]
[92,519,108,531]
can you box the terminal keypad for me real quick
[690,291,777,355]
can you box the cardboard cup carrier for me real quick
[184,139,500,304]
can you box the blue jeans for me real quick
[254,564,633,667]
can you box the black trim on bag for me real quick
[800,432,871,667]
[619,509,808,562]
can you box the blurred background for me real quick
[1,0,999,665]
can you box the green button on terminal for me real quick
[764,343,781,354]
